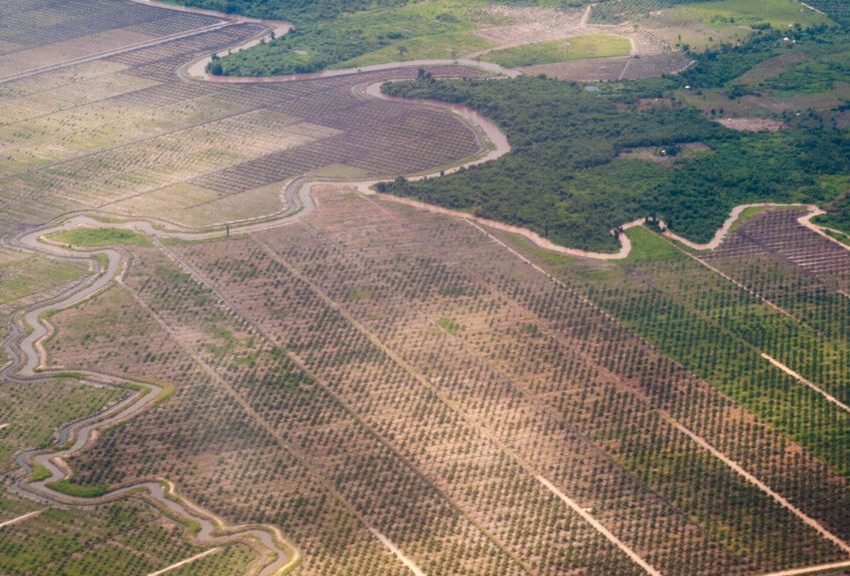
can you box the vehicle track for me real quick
[4,2,849,576]
[1,242,301,575]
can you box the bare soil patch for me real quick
[717,117,785,132]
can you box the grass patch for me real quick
[624,226,679,262]
[30,463,51,482]
[153,381,176,405]
[437,316,460,335]
[0,255,86,305]
[822,227,850,246]
[342,30,493,67]
[349,287,376,300]
[47,228,147,248]
[481,34,632,68]
[47,479,108,498]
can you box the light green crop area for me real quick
[677,0,830,29]
[0,378,127,469]
[0,494,253,575]
[480,34,632,67]
[46,227,148,248]
[0,249,86,305]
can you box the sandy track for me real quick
[662,415,850,556]
[762,353,850,415]
[0,509,43,529]
[147,548,222,576]
[538,476,663,576]
[370,530,426,576]
[759,559,850,576]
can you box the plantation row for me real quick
[0,0,220,54]
[192,101,479,197]
[272,191,850,559]
[0,14,488,236]
[56,246,533,575]
[707,210,850,289]
[704,244,850,345]
[0,494,253,575]
[45,190,850,575]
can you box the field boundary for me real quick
[2,233,301,576]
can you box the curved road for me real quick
[2,233,301,575]
[4,3,849,576]
[0,3,517,575]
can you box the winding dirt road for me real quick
[0,4,519,575]
[5,2,850,576]
[3,219,301,574]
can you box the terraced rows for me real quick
[45,189,850,576]
[707,210,850,285]
[0,17,486,235]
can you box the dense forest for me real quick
[380,66,850,251]
[168,0,408,24]
[170,0,570,23]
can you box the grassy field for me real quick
[46,227,149,248]
[0,249,86,305]
[480,34,632,68]
[592,0,832,51]
[0,378,126,469]
[677,0,830,29]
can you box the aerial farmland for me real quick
[2,1,850,575]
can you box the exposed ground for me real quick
[3,1,850,576]
[474,4,692,81]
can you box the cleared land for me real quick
[3,1,850,576]
[37,188,850,576]
[480,34,632,67]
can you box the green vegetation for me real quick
[170,0,410,24]
[480,34,631,67]
[47,227,148,248]
[0,251,86,305]
[380,73,850,251]
[0,494,251,575]
[349,287,376,299]
[437,316,460,334]
[814,195,850,234]
[681,0,829,29]
[623,226,679,262]
[208,1,505,75]
[47,479,109,498]
[30,463,51,482]
[0,379,126,468]
[762,48,850,94]
[558,227,850,478]
[592,0,833,26]
[680,25,837,89]
[196,0,598,76]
